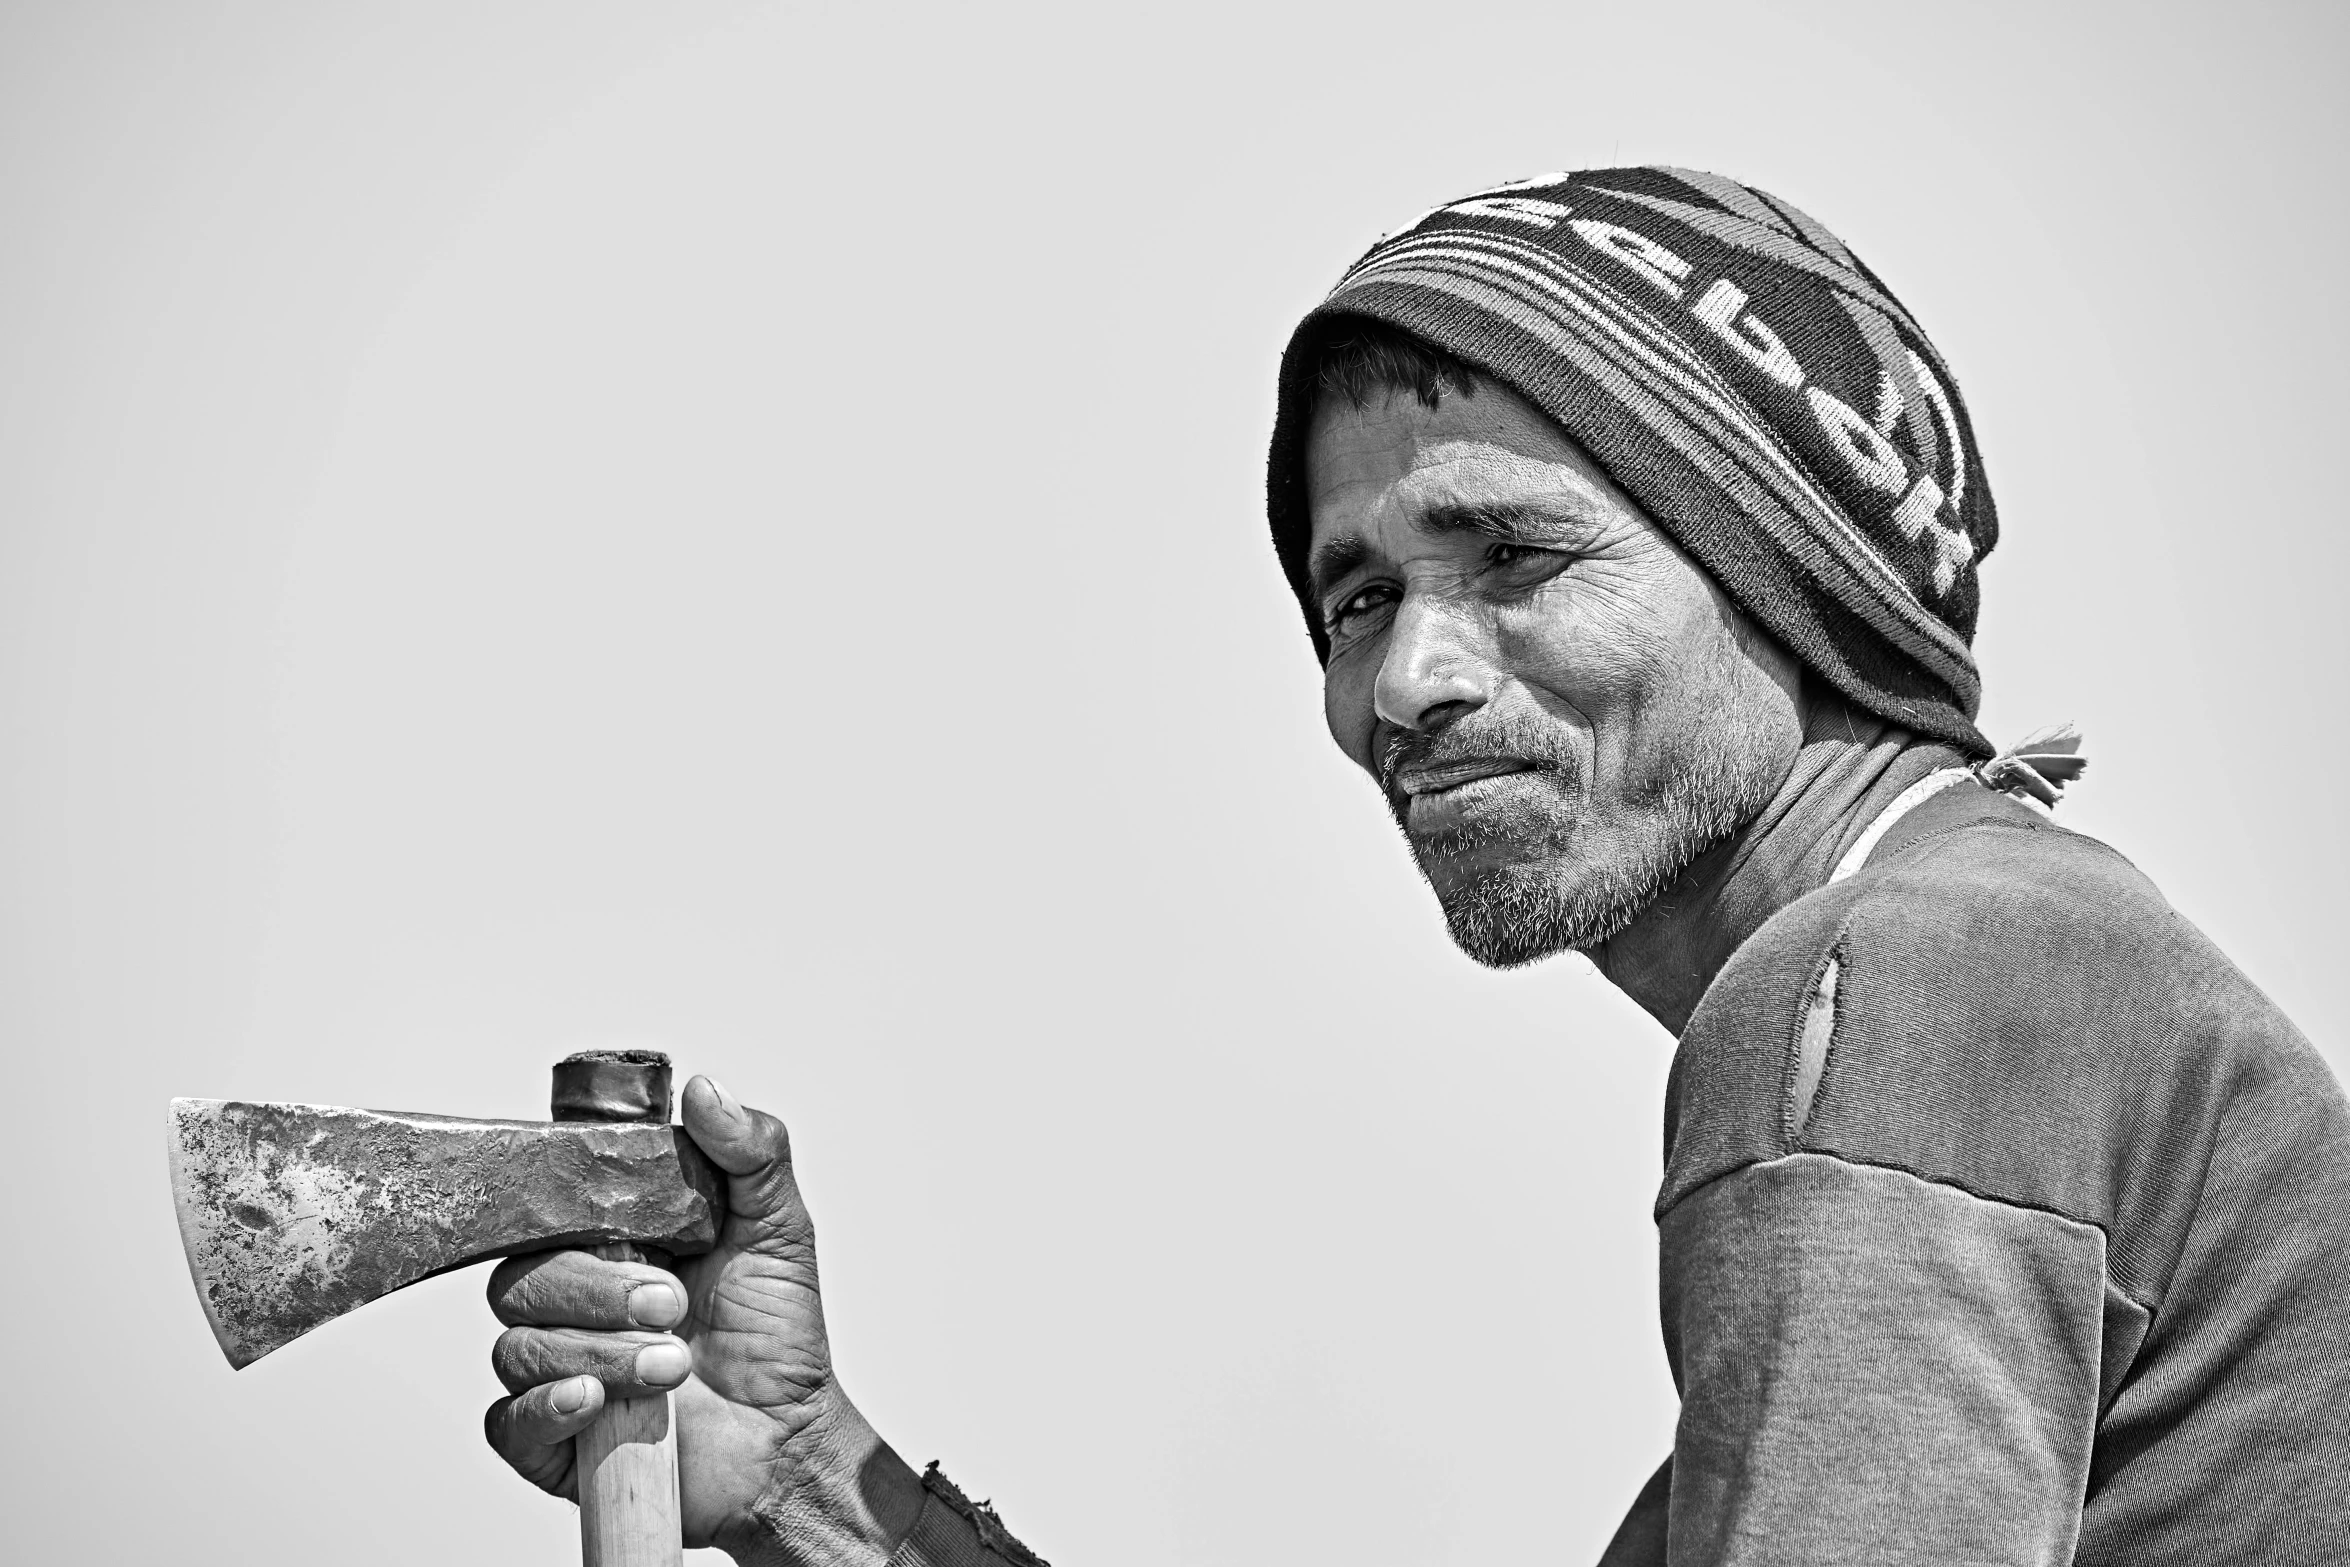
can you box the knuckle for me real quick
[493,1326,627,1393]
[487,1251,565,1324]
[592,1332,649,1383]
[484,1392,578,1499]
[509,1385,566,1445]
[485,1255,531,1314]
[743,1107,792,1165]
[491,1250,648,1330]
[733,1180,815,1247]
[490,1326,544,1391]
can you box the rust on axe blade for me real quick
[168,1098,724,1369]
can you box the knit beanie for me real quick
[1266,166,1999,757]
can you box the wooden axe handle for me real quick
[577,1240,683,1567]
[553,1052,688,1567]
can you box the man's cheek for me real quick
[1500,576,1675,695]
[1322,657,1382,776]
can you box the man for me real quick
[479,169,2350,1563]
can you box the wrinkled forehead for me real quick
[1302,384,1651,558]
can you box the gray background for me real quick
[4,2,2344,1562]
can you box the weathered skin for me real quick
[169,1098,724,1369]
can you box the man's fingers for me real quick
[487,1249,688,1331]
[500,1375,606,1447]
[680,1074,791,1176]
[503,1375,604,1445]
[491,1325,695,1397]
[483,1377,601,1498]
[681,1075,813,1249]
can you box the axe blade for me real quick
[168,1098,723,1369]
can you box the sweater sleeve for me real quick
[884,1463,1053,1567]
[1657,1153,2105,1566]
[1596,1455,1673,1565]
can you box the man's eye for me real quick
[1326,584,1397,634]
[1485,542,1573,583]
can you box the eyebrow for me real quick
[1308,497,1611,601]
[1307,536,1373,601]
[1420,497,1610,545]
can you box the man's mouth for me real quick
[1394,757,1536,797]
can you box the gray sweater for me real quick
[1600,780,2350,1564]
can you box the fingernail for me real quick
[550,1376,593,1415]
[628,1282,683,1328]
[635,1341,692,1386]
[706,1077,747,1127]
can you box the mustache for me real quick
[1376,712,1577,802]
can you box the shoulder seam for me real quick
[1865,813,2040,872]
[1867,813,2145,893]
[1657,1147,2111,1238]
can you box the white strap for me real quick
[1829,767,1975,884]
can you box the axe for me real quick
[168,1049,724,1567]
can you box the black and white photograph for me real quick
[5,4,2346,1563]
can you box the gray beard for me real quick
[1393,736,1771,970]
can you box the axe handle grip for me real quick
[577,1241,683,1567]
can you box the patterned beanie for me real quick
[1265,166,1999,757]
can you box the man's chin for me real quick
[1422,858,1647,970]
[1394,717,1779,969]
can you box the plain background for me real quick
[4,3,2345,1562]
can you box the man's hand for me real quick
[483,1075,917,1564]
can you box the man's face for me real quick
[1305,379,1803,967]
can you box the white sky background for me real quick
[3,3,2344,1562]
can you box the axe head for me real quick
[169,1097,724,1369]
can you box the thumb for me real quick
[680,1074,814,1254]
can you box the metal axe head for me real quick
[168,1051,724,1369]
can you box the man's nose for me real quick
[1373,594,1492,732]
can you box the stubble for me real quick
[1384,652,1788,970]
